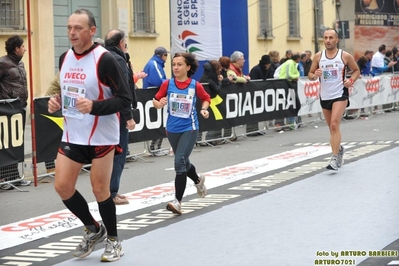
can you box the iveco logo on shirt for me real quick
[64,72,87,80]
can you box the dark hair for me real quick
[73,8,96,27]
[378,44,386,53]
[173,53,198,77]
[300,53,307,60]
[219,56,230,69]
[209,60,221,75]
[393,47,398,55]
[357,55,368,69]
[292,53,300,61]
[386,50,392,57]
[104,30,125,47]
[5,35,23,54]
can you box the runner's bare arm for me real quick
[308,52,322,80]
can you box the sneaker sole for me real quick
[326,165,338,171]
[166,203,182,215]
[101,250,124,262]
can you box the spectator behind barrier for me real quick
[142,46,170,156]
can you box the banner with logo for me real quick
[354,0,399,60]
[0,99,25,167]
[130,80,298,140]
[170,0,222,60]
[170,0,249,80]
[129,89,167,143]
[33,97,63,163]
[197,80,299,131]
[297,74,399,115]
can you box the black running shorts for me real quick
[320,87,350,110]
[58,142,116,164]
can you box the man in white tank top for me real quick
[308,29,360,171]
[47,9,131,262]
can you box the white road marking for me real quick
[0,145,345,250]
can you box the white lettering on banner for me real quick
[145,101,162,130]
[131,101,167,132]
[226,94,238,118]
[241,91,253,116]
[225,89,296,119]
[0,113,23,150]
[200,1,206,25]
[253,90,264,114]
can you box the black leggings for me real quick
[167,130,198,173]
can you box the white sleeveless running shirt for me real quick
[59,46,119,145]
[319,49,346,100]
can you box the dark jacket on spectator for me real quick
[0,53,28,106]
[199,62,221,98]
[249,63,275,80]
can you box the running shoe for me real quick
[101,238,124,262]
[337,145,345,168]
[194,174,207,198]
[113,196,129,205]
[14,180,32,186]
[153,150,168,156]
[326,155,339,171]
[73,223,107,258]
[166,199,182,215]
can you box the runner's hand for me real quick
[126,119,136,130]
[76,97,93,114]
[48,94,61,113]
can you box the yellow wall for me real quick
[0,0,55,114]
[100,0,171,88]
[247,0,337,68]
[127,1,172,88]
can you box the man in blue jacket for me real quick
[143,47,168,89]
[143,47,169,156]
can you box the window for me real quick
[316,0,325,37]
[0,0,24,30]
[288,0,300,38]
[259,0,273,37]
[133,0,155,33]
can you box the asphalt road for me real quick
[0,110,398,265]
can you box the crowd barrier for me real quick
[297,73,399,115]
[0,99,28,191]
[1,74,397,186]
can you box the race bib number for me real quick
[322,65,339,82]
[62,86,86,119]
[169,93,194,118]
